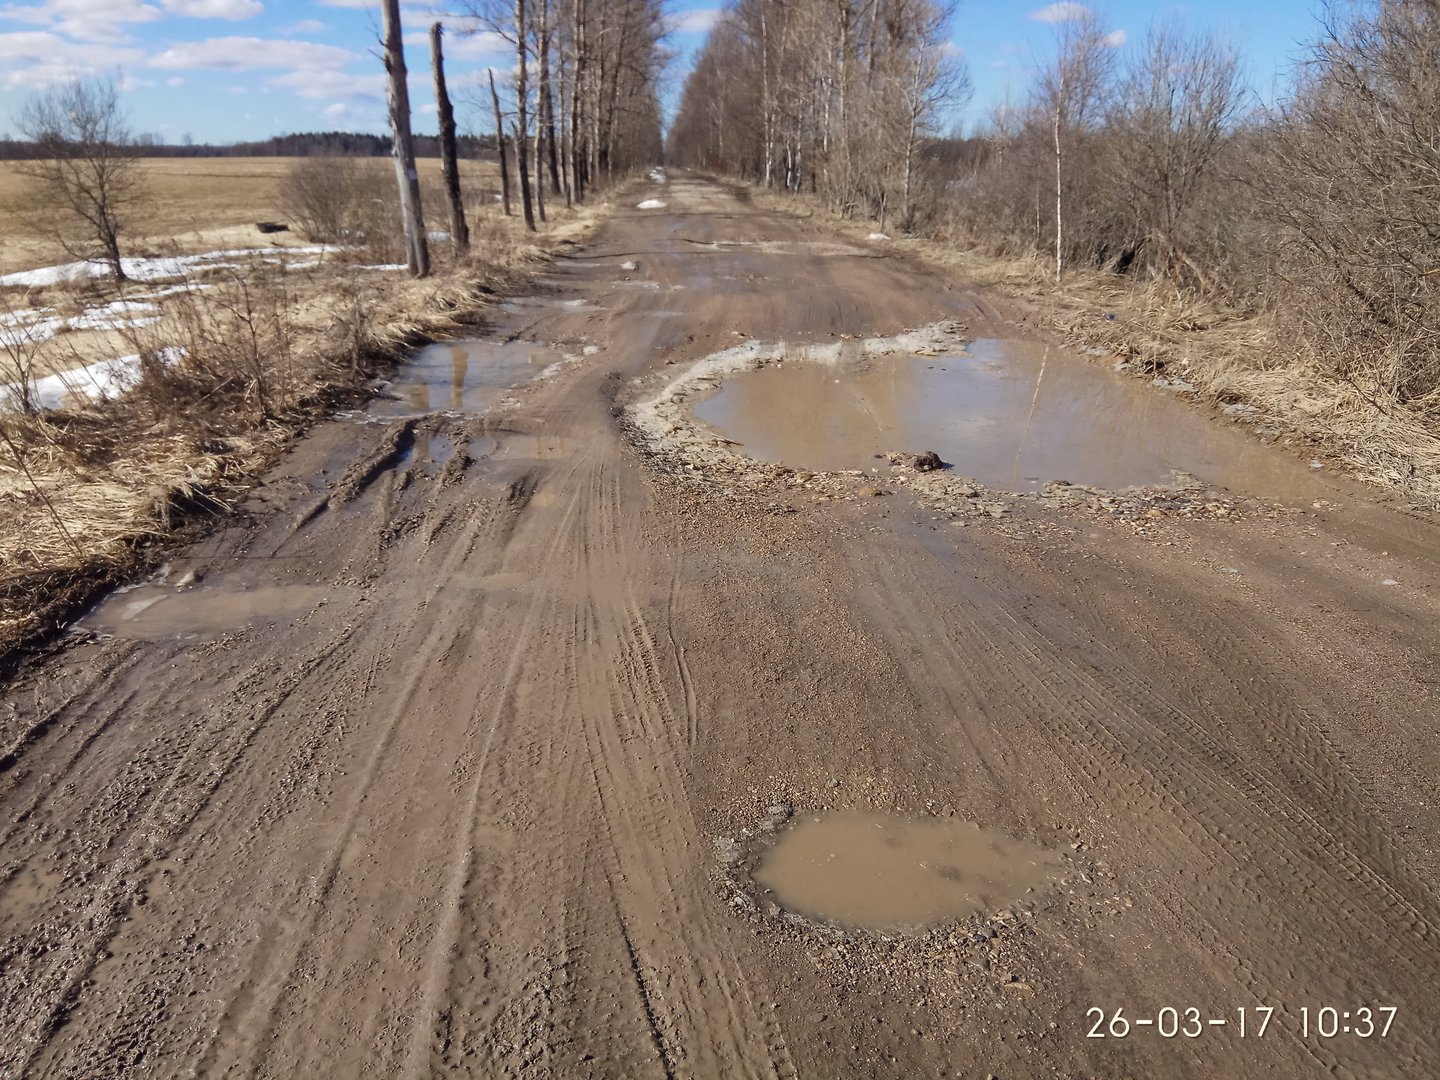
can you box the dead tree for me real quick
[382,0,430,277]
[514,0,537,230]
[431,22,470,253]
[489,69,513,216]
[17,76,146,284]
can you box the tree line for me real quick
[669,0,1440,411]
[0,132,499,161]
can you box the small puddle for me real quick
[374,339,567,417]
[79,583,339,641]
[693,339,1330,499]
[752,811,1060,931]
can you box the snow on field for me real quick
[0,346,185,412]
[620,260,638,270]
[649,168,667,182]
[867,232,890,241]
[0,247,329,289]
[636,199,667,210]
[359,263,408,272]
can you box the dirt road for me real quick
[3,176,1438,1079]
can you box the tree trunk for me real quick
[489,69,513,217]
[382,0,429,277]
[514,0,536,231]
[431,22,470,253]
[538,0,564,200]
[1053,101,1064,279]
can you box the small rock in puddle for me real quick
[750,811,1060,932]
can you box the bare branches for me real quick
[16,76,147,285]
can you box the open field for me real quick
[0,156,503,276]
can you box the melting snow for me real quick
[1,346,185,412]
[0,246,328,288]
[636,199,667,210]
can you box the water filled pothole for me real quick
[691,339,1329,499]
[79,583,341,641]
[373,339,568,417]
[748,811,1061,932]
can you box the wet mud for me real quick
[751,811,1061,931]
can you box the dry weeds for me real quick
[0,193,611,666]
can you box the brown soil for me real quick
[2,175,1438,1079]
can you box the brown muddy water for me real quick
[693,339,1331,498]
[373,339,568,417]
[79,583,339,641]
[753,811,1061,931]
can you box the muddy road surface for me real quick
[3,176,1439,1079]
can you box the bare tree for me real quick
[381,0,430,276]
[1108,23,1242,288]
[17,75,147,284]
[1037,12,1115,277]
[489,69,514,216]
[431,22,471,254]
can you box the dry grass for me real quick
[751,185,1440,507]
[0,187,611,666]
[0,156,503,275]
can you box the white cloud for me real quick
[1102,28,1126,47]
[0,0,162,40]
[149,36,357,70]
[1029,2,1088,22]
[283,18,325,32]
[0,30,145,87]
[669,8,718,33]
[271,67,382,100]
[160,0,261,16]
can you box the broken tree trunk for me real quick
[431,22,470,253]
[489,69,513,217]
[382,0,429,277]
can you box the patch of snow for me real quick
[1,346,184,411]
[648,168,667,183]
[636,199,667,210]
[1152,374,1196,392]
[583,345,600,356]
[428,231,451,242]
[0,306,54,328]
[0,316,67,348]
[284,260,321,272]
[620,260,638,271]
[867,232,890,241]
[0,246,329,288]
[359,263,408,272]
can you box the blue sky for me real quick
[0,0,1327,144]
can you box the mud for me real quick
[2,174,1438,1080]
[752,811,1061,931]
[79,583,340,641]
[693,336,1333,499]
[374,337,570,416]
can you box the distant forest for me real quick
[0,130,501,161]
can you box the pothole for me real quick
[689,337,1327,498]
[372,339,572,417]
[725,807,1062,935]
[77,582,342,641]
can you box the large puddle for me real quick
[79,582,340,641]
[374,339,568,417]
[693,339,1329,498]
[752,811,1061,931]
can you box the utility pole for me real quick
[431,22,469,253]
[382,0,429,277]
